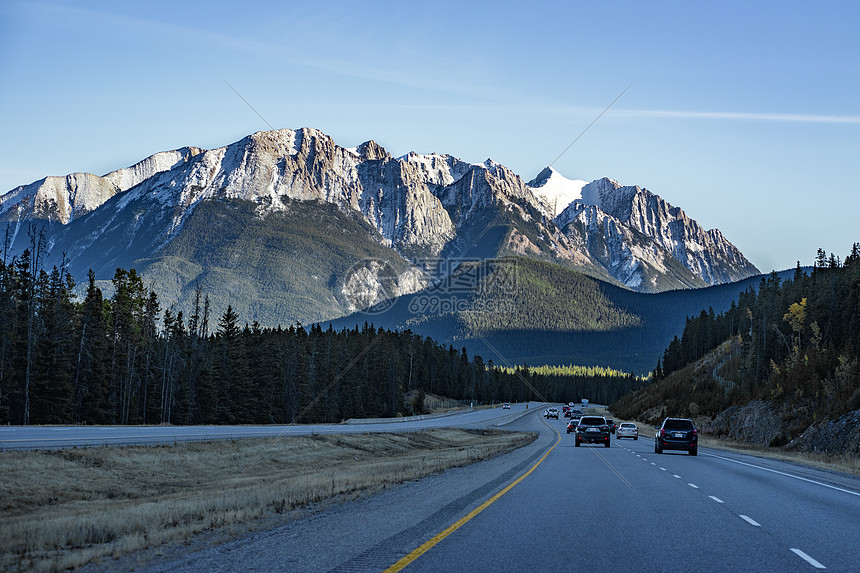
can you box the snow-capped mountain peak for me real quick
[527,166,589,217]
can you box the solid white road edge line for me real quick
[739,515,761,527]
[790,548,826,569]
[703,452,860,498]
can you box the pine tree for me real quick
[213,305,247,423]
[30,265,76,423]
[75,271,113,423]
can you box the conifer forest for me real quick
[0,233,643,426]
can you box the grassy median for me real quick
[0,428,535,572]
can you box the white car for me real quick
[616,422,639,440]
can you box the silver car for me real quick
[616,422,639,440]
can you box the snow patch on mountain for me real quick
[103,147,203,192]
[527,167,589,216]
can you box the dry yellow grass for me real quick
[0,428,535,573]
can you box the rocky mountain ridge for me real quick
[540,171,759,289]
[2,147,203,225]
[1,127,760,324]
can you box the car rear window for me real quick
[580,417,605,425]
[664,419,694,430]
[620,423,636,429]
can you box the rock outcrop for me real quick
[788,409,860,456]
[701,400,785,446]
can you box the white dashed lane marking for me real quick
[790,548,826,569]
[635,446,828,569]
[739,515,761,527]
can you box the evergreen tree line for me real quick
[646,244,860,418]
[0,236,643,425]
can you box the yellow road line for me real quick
[383,417,561,572]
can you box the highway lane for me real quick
[0,403,538,450]
[83,409,860,572]
[402,417,860,572]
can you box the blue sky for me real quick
[1,1,858,273]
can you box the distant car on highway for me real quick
[606,418,617,434]
[503,403,510,409]
[566,419,577,434]
[546,408,559,419]
[616,423,638,440]
[574,416,611,447]
[563,405,571,417]
[655,418,698,455]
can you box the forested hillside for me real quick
[614,245,860,451]
[331,256,798,373]
[0,244,643,425]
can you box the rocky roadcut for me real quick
[703,400,860,455]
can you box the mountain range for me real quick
[1,127,759,329]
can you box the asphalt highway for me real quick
[104,407,860,572]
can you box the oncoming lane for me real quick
[0,403,538,450]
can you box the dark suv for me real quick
[575,416,611,448]
[655,418,698,455]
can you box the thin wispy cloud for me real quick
[325,101,860,127]
[615,108,860,124]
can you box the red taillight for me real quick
[660,429,667,437]
[692,429,698,438]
